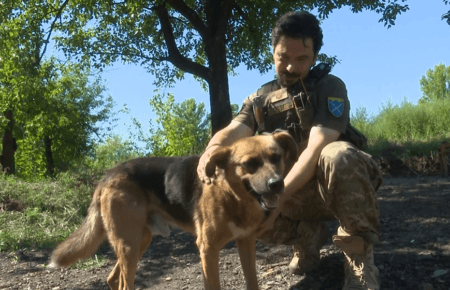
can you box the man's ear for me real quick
[205,147,231,177]
[273,132,298,165]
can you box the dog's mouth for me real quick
[243,179,278,211]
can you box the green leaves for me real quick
[1,53,114,179]
[148,93,210,156]
[419,63,450,104]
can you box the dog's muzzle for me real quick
[244,178,284,211]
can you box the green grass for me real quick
[70,254,109,270]
[352,98,450,159]
[0,171,94,252]
[0,170,110,269]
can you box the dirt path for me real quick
[1,176,449,290]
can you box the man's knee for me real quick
[320,141,358,167]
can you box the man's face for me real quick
[273,36,318,88]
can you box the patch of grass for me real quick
[0,171,95,252]
[69,254,109,270]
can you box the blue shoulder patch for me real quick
[328,97,344,117]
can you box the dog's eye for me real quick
[243,158,261,170]
[269,153,281,164]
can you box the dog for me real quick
[49,132,298,290]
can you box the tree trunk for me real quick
[1,111,16,174]
[206,23,233,134]
[208,55,232,135]
[44,135,55,176]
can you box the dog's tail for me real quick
[49,187,106,268]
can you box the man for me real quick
[197,11,382,290]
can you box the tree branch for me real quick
[40,0,70,63]
[155,5,210,82]
[164,0,208,38]
[92,51,171,64]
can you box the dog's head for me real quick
[205,132,298,211]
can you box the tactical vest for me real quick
[252,63,368,151]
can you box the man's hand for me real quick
[257,207,282,235]
[197,144,220,184]
[256,192,288,236]
[197,121,254,184]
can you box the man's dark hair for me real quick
[272,11,323,54]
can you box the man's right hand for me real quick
[197,120,254,184]
[197,144,221,184]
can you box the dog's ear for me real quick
[205,147,231,177]
[273,132,298,164]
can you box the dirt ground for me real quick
[0,175,449,290]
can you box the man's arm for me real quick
[283,126,340,198]
[258,126,340,232]
[197,120,254,183]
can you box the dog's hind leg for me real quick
[236,235,259,290]
[107,226,153,290]
[101,184,148,290]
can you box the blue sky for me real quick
[96,0,449,141]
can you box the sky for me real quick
[91,0,450,142]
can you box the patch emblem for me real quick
[328,97,344,117]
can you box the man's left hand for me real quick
[257,207,282,236]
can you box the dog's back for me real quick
[50,155,201,269]
[103,155,202,228]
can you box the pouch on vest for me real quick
[342,124,368,151]
[293,91,314,130]
[252,95,266,132]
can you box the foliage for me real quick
[148,94,210,156]
[50,0,411,79]
[419,63,450,103]
[442,0,450,25]
[47,0,413,133]
[350,105,373,138]
[85,135,141,172]
[1,58,116,180]
[352,64,450,144]
[0,0,116,179]
[352,98,450,144]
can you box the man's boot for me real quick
[289,222,329,275]
[333,227,380,290]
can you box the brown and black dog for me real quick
[49,132,298,290]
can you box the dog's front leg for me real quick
[236,235,259,290]
[198,240,221,290]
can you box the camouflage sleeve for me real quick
[312,74,350,134]
[233,93,258,132]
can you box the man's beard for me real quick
[277,71,301,88]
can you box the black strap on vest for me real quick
[254,63,331,142]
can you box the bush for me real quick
[352,98,450,146]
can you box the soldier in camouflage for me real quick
[197,11,382,290]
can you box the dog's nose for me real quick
[268,178,284,193]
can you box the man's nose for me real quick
[286,63,296,73]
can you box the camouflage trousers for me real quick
[257,141,383,247]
